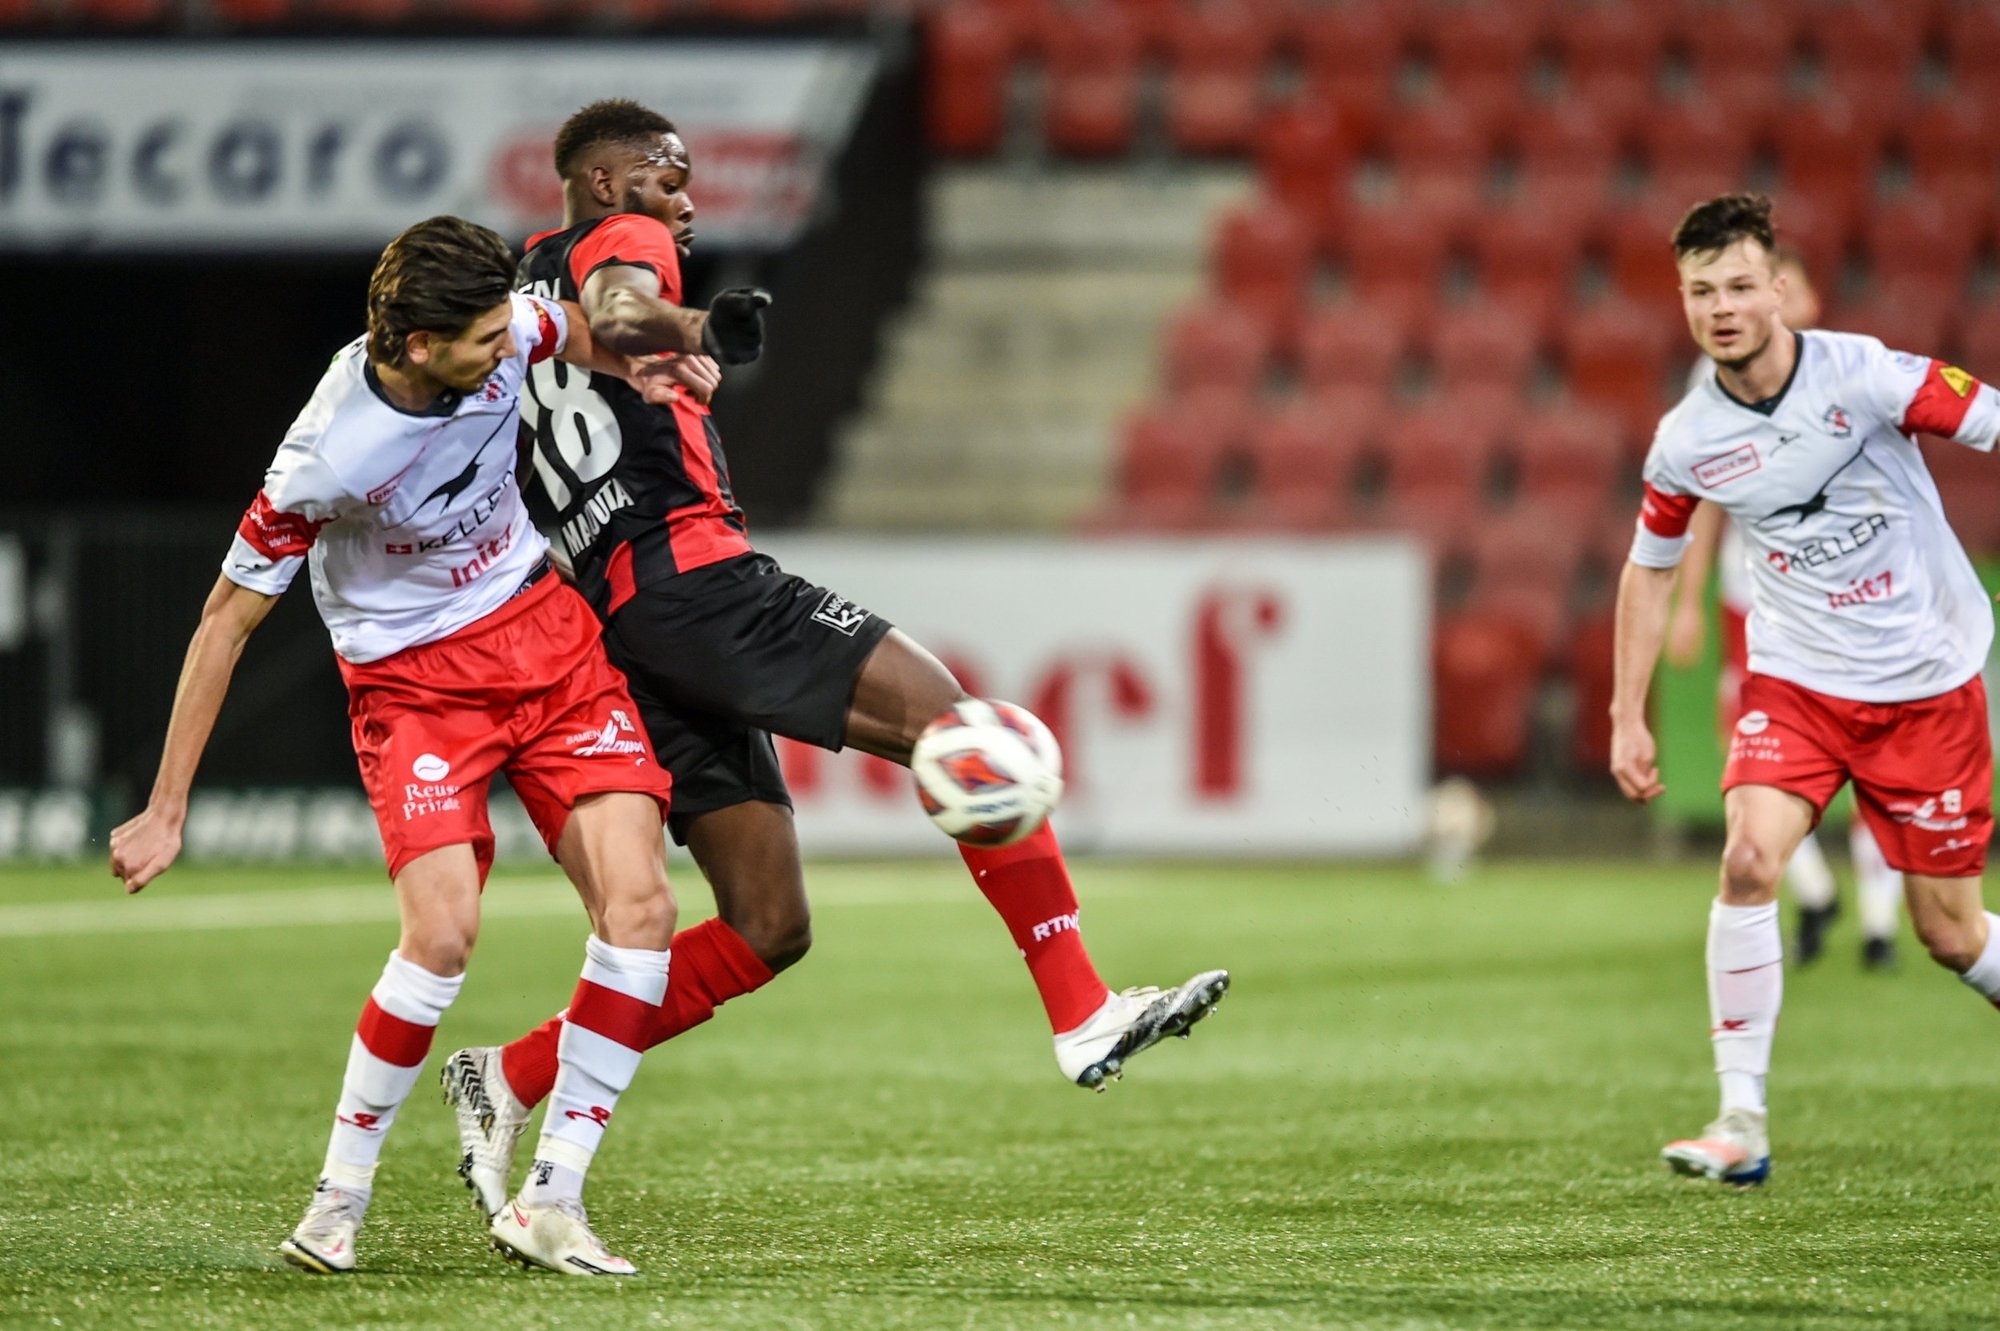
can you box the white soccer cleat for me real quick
[1054,969,1230,1091]
[1662,1107,1772,1186]
[440,1046,532,1220]
[490,1195,637,1276]
[277,1179,369,1274]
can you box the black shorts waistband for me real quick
[511,556,554,600]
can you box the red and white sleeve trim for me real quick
[236,489,325,560]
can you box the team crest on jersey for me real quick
[1821,404,1852,438]
[1940,365,1975,397]
[1692,442,1760,488]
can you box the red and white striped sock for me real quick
[499,918,772,1108]
[523,936,670,1203]
[320,951,463,1190]
[961,822,1111,1034]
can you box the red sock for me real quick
[499,918,774,1106]
[961,821,1111,1033]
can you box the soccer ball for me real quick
[910,699,1065,847]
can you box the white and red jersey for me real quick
[224,293,567,663]
[1634,330,2000,702]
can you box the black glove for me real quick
[701,287,773,366]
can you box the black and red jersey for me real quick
[516,213,751,616]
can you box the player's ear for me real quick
[403,330,434,367]
[587,164,619,208]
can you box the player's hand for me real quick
[1664,599,1705,668]
[109,805,184,894]
[629,352,721,406]
[1609,719,1666,804]
[701,288,772,366]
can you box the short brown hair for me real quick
[553,99,678,179]
[1672,193,1778,263]
[365,216,517,365]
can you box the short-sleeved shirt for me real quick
[224,293,566,663]
[1633,330,2000,703]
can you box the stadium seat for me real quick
[1295,0,1405,132]
[1956,306,2000,374]
[1470,198,1591,324]
[1163,3,1280,155]
[1812,3,1925,98]
[1296,302,1413,395]
[1110,390,1241,528]
[1903,99,1996,215]
[1772,97,1882,219]
[1470,505,1587,601]
[1427,1,1539,109]
[1925,440,2000,552]
[1382,404,1502,514]
[926,4,1017,156]
[1042,4,1144,157]
[1678,3,1802,85]
[1835,282,1958,358]
[1554,2,1667,110]
[1424,301,1543,396]
[1859,197,1981,288]
[1511,97,1621,203]
[1599,193,1696,308]
[1331,203,1457,306]
[1384,102,1499,220]
[1160,301,1276,398]
[1210,199,1316,350]
[1510,403,1626,510]
[1566,610,1618,776]
[1433,610,1544,778]
[1638,98,1756,198]
[1254,97,1361,222]
[1475,578,1572,670]
[1944,3,2000,96]
[1559,299,1676,434]
[1242,391,1380,530]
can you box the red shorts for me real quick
[1722,672,1993,877]
[338,575,673,880]
[1717,604,1749,733]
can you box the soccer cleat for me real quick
[1794,901,1839,966]
[1055,969,1230,1091]
[1661,1108,1771,1186]
[440,1046,532,1220]
[1862,936,1897,971]
[489,1195,637,1276]
[277,1179,370,1273]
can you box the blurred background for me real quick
[5,0,2000,867]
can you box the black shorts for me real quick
[601,552,894,843]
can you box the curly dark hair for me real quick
[1672,193,1778,263]
[553,99,678,178]
[365,216,517,365]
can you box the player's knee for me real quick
[401,924,475,977]
[600,879,677,950]
[1720,838,1785,900]
[1912,917,1981,972]
[736,903,813,973]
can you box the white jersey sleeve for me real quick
[223,392,355,597]
[1855,338,2000,452]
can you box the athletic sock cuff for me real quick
[1707,900,1783,971]
[374,950,464,1025]
[1958,912,2000,992]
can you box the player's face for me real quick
[622,132,697,255]
[419,302,517,393]
[1678,238,1784,369]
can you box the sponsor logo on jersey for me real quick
[567,709,648,757]
[1736,710,1770,736]
[1693,442,1760,487]
[412,754,451,781]
[1827,569,1894,610]
[812,591,872,636]
[557,477,634,561]
[402,781,463,821]
[1940,364,1975,397]
[1769,514,1890,575]
[1821,405,1852,438]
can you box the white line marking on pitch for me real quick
[0,870,1136,939]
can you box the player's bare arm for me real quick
[109,574,281,893]
[579,264,770,365]
[1665,501,1724,668]
[1609,560,1678,803]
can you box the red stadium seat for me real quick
[1210,199,1315,350]
[1957,306,2000,375]
[1471,195,1592,322]
[1162,3,1280,155]
[1559,299,1677,432]
[1555,2,1668,111]
[1384,102,1498,220]
[1512,97,1621,202]
[1944,3,2000,98]
[1111,391,1241,527]
[1296,302,1413,395]
[1242,391,1379,530]
[1566,609,1618,775]
[1382,404,1503,512]
[1833,284,1958,361]
[1470,504,1588,599]
[1860,197,1982,288]
[1638,98,1756,197]
[1475,578,1573,669]
[1295,0,1405,130]
[1771,97,1883,220]
[1678,3,1802,85]
[1812,3,1925,97]
[1599,192,1696,308]
[1511,402,1627,505]
[1254,97,1360,221]
[1159,301,1276,397]
[1424,300,1543,395]
[1331,202,1457,306]
[1903,99,1997,221]
[1043,4,1143,157]
[1433,610,1544,778]
[926,5,1018,156]
[67,0,171,20]
[1427,1,1539,108]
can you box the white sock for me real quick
[526,936,670,1200]
[1707,901,1782,1117]
[1956,913,2000,1007]
[1784,833,1836,911]
[322,951,463,1188]
[1850,821,1902,943]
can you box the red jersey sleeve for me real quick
[567,213,685,307]
[1899,358,1986,439]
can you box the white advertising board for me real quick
[0,41,875,251]
[755,536,1431,857]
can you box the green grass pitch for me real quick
[2,857,1996,1330]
